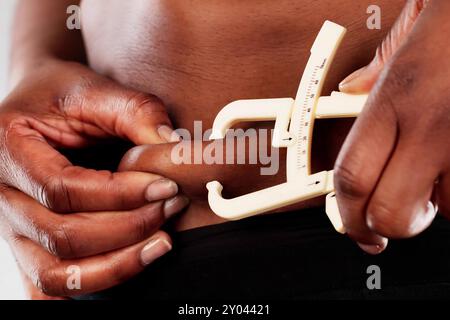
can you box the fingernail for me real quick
[163,195,190,219]
[140,238,172,266]
[146,179,178,202]
[158,125,181,143]
[339,67,366,91]
[357,240,388,255]
[427,201,437,216]
[407,201,438,236]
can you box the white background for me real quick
[0,0,26,300]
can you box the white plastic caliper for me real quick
[206,21,368,234]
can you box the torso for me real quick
[81,0,404,231]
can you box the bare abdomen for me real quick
[81,0,404,230]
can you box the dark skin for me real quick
[2,0,189,298]
[83,0,404,230]
[335,0,450,253]
[8,0,447,299]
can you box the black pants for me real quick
[79,208,450,300]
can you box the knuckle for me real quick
[124,93,168,120]
[57,93,85,115]
[43,223,75,259]
[130,204,163,240]
[1,116,28,148]
[381,60,418,95]
[334,162,371,199]
[366,200,395,235]
[39,177,57,211]
[34,266,66,297]
[39,173,73,213]
[56,68,101,114]
[367,200,415,238]
[107,259,134,286]
[128,92,165,112]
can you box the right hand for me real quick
[335,0,440,254]
[0,59,189,297]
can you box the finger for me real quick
[11,231,172,297]
[0,186,187,259]
[19,270,68,300]
[334,90,398,253]
[339,0,429,93]
[365,138,439,238]
[61,77,176,145]
[4,124,174,212]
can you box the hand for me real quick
[1,58,180,210]
[0,59,188,297]
[334,0,449,254]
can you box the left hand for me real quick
[0,59,186,298]
[334,0,450,254]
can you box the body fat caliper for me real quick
[206,21,369,234]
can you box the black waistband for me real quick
[79,208,450,300]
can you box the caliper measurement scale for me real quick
[206,21,369,234]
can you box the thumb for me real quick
[66,78,179,145]
[339,0,429,93]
